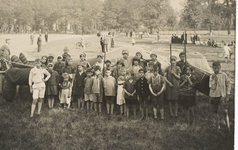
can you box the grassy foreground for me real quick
[0,94,234,150]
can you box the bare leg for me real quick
[90,101,93,110]
[30,99,38,117]
[82,98,85,109]
[37,98,43,115]
[78,98,81,108]
[120,105,123,115]
[224,109,230,131]
[140,105,144,119]
[51,96,55,108]
[216,113,220,130]
[124,104,127,116]
[106,103,110,114]
[145,108,148,119]
[86,101,89,110]
[94,103,97,112]
[174,102,178,117]
[133,106,136,119]
[111,104,114,115]
[169,102,174,116]
[160,108,164,120]
[47,97,51,108]
[127,106,130,118]
[153,106,157,118]
[99,103,102,113]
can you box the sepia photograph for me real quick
[0,0,236,149]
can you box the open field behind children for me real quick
[0,32,235,150]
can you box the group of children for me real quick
[28,48,231,131]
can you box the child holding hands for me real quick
[148,65,166,120]
[164,56,181,119]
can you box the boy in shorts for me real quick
[136,68,150,120]
[209,61,231,131]
[148,65,166,120]
[103,69,116,115]
[92,66,103,113]
[29,58,51,117]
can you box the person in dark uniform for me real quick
[100,35,104,52]
[176,52,188,75]
[181,32,184,44]
[37,34,42,52]
[184,31,187,44]
[45,32,48,42]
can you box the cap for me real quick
[63,46,69,52]
[79,52,86,58]
[105,60,111,64]
[138,68,145,73]
[179,52,186,56]
[133,56,140,62]
[62,73,69,78]
[122,50,129,54]
[48,53,54,58]
[170,56,177,61]
[97,54,103,58]
[57,55,62,59]
[150,53,157,58]
[136,51,142,56]
[47,63,54,67]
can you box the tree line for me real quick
[0,0,235,34]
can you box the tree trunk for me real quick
[226,0,231,35]
[64,20,67,34]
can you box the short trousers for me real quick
[151,93,163,107]
[84,94,94,101]
[138,96,149,107]
[105,96,115,104]
[93,93,103,103]
[32,82,45,99]
[210,97,227,113]
[60,89,71,104]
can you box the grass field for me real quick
[0,32,235,150]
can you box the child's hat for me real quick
[170,56,177,61]
[138,68,145,73]
[179,52,186,56]
[79,52,86,57]
[133,56,140,62]
[62,73,69,78]
[105,60,111,63]
[136,51,142,55]
[57,55,62,59]
[122,49,129,54]
[48,53,54,59]
[63,46,69,52]
[97,54,103,58]
[150,53,157,57]
[47,63,54,67]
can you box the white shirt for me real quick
[29,66,51,86]
[224,45,231,55]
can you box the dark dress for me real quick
[123,79,138,105]
[73,72,86,96]
[45,70,59,96]
[178,74,197,108]
[165,66,181,101]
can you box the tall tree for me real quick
[180,0,205,31]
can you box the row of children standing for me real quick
[29,47,231,131]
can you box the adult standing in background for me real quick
[100,35,105,52]
[45,32,48,42]
[181,32,184,44]
[81,35,85,49]
[37,34,42,52]
[103,35,109,52]
[111,34,115,48]
[184,31,187,44]
[30,33,34,45]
